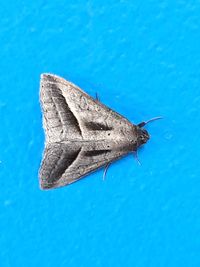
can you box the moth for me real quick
[39,74,160,189]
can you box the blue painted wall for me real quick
[0,1,200,266]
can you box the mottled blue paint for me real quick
[0,1,200,266]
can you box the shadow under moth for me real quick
[39,74,160,189]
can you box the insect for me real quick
[39,74,160,189]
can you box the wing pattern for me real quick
[40,76,82,143]
[39,74,136,189]
[40,142,130,189]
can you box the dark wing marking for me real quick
[40,75,82,143]
[84,149,111,157]
[85,122,113,131]
[39,143,81,189]
[39,142,130,189]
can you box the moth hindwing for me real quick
[39,73,150,189]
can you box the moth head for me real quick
[136,116,162,147]
[136,127,150,146]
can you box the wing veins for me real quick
[48,146,82,185]
[49,86,82,138]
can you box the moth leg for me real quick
[133,151,141,165]
[95,92,100,102]
[103,163,111,181]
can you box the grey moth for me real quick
[39,74,159,189]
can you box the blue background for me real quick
[0,1,200,266]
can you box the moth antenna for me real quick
[137,116,163,128]
[103,163,111,181]
[133,151,141,165]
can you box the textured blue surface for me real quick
[1,1,200,266]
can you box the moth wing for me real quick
[40,75,82,143]
[39,74,135,189]
[40,74,135,141]
[39,142,129,189]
